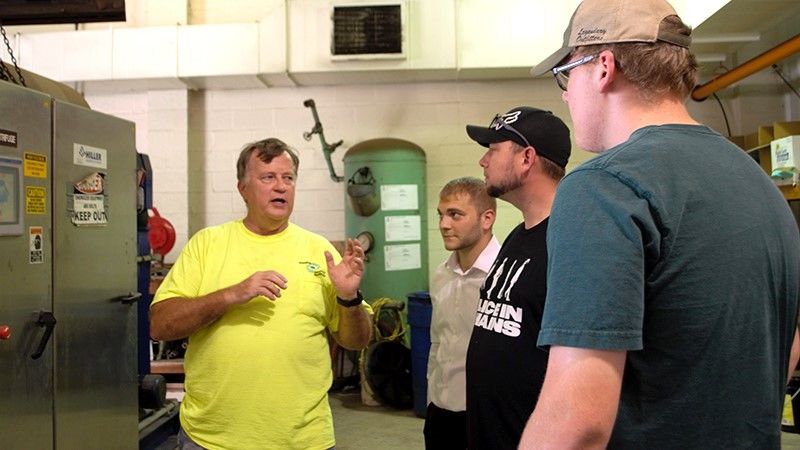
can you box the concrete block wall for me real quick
[4,0,796,280]
[82,77,748,275]
[85,89,190,258]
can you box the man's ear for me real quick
[522,146,536,168]
[597,49,619,93]
[237,181,247,202]
[481,208,496,232]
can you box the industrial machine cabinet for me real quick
[0,80,139,449]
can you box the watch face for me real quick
[355,231,374,253]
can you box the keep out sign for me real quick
[71,194,107,226]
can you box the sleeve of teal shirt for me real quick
[538,168,662,351]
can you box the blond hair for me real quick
[440,177,496,214]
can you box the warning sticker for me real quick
[24,152,47,178]
[26,186,46,214]
[71,194,107,226]
[29,226,43,264]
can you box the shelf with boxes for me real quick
[730,121,800,200]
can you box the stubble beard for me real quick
[487,176,522,198]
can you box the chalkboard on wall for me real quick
[331,4,404,58]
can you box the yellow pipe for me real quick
[691,33,800,101]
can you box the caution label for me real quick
[26,186,46,214]
[29,226,43,264]
[24,152,47,178]
[71,194,107,226]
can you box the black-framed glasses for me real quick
[490,114,531,148]
[551,53,598,91]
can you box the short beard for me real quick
[487,177,522,198]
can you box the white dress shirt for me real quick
[427,235,501,411]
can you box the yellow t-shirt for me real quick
[153,221,357,450]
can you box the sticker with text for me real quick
[29,226,43,264]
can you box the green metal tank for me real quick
[343,138,428,308]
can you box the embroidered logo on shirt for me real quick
[299,261,327,278]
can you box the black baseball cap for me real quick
[466,107,571,168]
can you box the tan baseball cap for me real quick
[530,0,692,76]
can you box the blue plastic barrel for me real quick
[407,291,432,418]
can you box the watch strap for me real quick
[337,290,363,307]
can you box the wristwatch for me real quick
[337,290,363,308]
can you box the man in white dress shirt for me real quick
[424,177,500,450]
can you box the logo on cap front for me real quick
[576,27,606,44]
[490,110,522,130]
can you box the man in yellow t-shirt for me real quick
[150,137,372,450]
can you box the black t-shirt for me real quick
[466,220,549,450]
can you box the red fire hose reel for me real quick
[148,208,176,260]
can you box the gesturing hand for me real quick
[228,270,288,304]
[326,238,365,300]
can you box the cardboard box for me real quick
[771,135,800,172]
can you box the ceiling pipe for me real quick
[691,33,800,102]
[692,33,760,44]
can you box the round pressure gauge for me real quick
[355,231,374,253]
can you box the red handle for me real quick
[0,325,10,340]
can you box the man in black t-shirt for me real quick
[464,107,571,449]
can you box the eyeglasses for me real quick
[490,114,531,148]
[551,53,598,91]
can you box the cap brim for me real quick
[468,124,526,148]
[466,125,527,149]
[465,125,496,148]
[530,46,571,77]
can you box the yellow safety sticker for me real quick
[24,152,47,178]
[26,186,46,214]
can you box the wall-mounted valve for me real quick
[303,99,344,182]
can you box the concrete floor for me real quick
[153,390,800,449]
[329,390,800,450]
[785,431,800,449]
[331,390,424,450]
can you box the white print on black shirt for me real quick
[474,257,528,337]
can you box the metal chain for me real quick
[0,58,17,83]
[0,27,14,83]
[0,60,11,82]
[0,24,11,83]
[0,23,25,87]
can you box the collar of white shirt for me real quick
[444,235,501,276]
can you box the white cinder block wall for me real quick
[60,0,795,279]
[82,77,767,277]
[85,90,190,255]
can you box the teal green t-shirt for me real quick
[540,125,800,448]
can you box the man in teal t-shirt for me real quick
[521,0,800,448]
